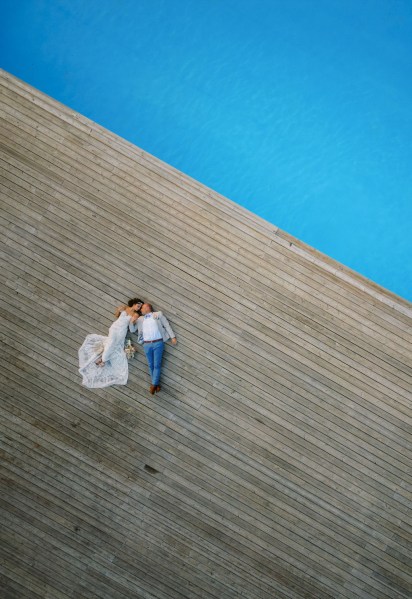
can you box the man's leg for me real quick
[152,341,164,387]
[143,344,155,381]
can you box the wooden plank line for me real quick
[2,314,411,522]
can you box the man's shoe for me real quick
[155,385,161,393]
[149,384,156,395]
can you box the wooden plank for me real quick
[2,299,410,521]
[2,346,408,599]
[2,370,408,592]
[1,276,410,552]
[1,241,410,528]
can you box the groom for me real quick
[129,303,177,395]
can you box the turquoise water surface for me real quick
[2,0,411,301]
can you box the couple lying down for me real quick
[79,298,176,394]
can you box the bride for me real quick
[78,298,142,388]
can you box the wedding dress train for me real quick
[79,310,132,388]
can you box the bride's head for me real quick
[114,298,143,319]
[127,298,143,314]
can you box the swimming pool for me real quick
[2,0,411,300]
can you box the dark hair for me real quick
[128,297,143,316]
[128,298,143,307]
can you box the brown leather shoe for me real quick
[149,384,156,395]
[155,385,161,393]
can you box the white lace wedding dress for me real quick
[79,310,132,388]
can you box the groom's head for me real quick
[141,303,153,315]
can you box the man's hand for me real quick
[171,338,177,345]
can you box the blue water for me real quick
[2,1,412,301]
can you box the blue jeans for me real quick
[143,340,164,386]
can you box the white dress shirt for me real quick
[142,313,162,341]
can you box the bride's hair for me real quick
[114,304,127,319]
[128,297,143,316]
[128,298,143,307]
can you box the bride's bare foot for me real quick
[95,358,104,367]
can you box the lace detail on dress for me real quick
[78,311,131,388]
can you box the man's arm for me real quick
[160,314,177,344]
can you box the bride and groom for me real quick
[78,298,176,393]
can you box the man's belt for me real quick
[143,338,163,344]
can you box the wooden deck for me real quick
[1,69,411,599]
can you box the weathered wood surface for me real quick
[1,69,411,599]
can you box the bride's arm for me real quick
[129,311,140,334]
[114,304,127,319]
